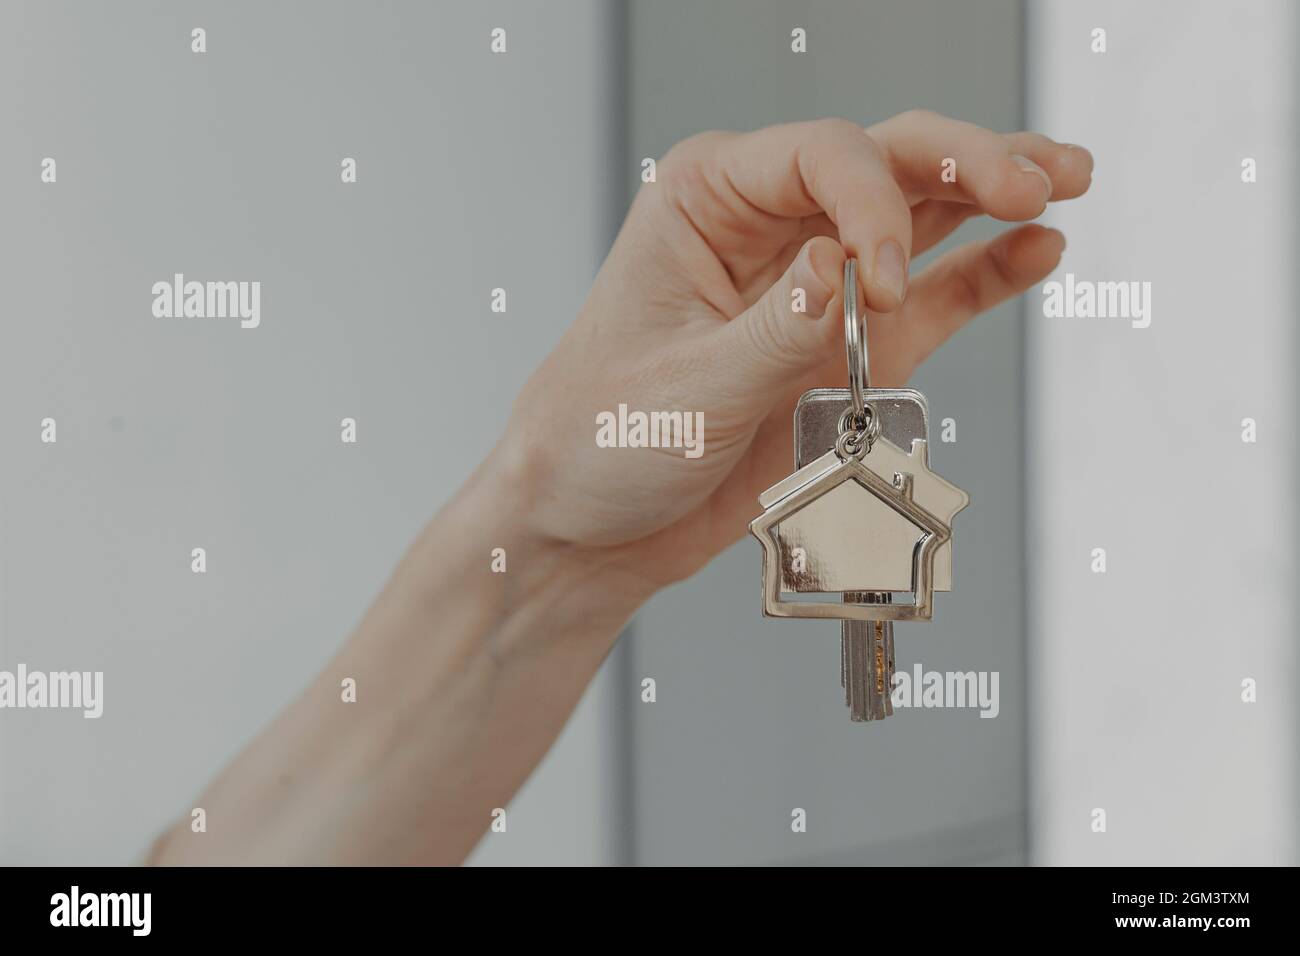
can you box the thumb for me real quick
[708,235,848,403]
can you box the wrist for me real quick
[411,438,657,654]
[150,432,663,867]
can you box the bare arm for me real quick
[150,112,1091,865]
[152,445,652,865]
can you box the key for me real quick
[842,594,894,721]
[796,390,927,721]
[750,259,969,724]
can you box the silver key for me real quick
[842,595,893,720]
[795,389,928,721]
[750,259,968,724]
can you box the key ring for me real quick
[835,406,879,459]
[839,258,879,459]
[844,258,871,419]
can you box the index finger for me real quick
[867,110,1093,217]
[713,118,914,312]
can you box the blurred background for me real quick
[1,0,1294,866]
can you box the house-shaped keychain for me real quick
[749,434,968,622]
[751,257,971,721]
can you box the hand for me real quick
[502,111,1092,590]
[152,112,1093,866]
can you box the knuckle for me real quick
[898,107,939,126]
[743,303,792,365]
[660,130,731,175]
[1013,130,1054,150]
[754,295,818,366]
[815,116,866,143]
[657,155,712,217]
[656,131,735,208]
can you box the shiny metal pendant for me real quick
[748,259,969,719]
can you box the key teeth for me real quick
[842,594,895,723]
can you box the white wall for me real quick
[1027,0,1297,864]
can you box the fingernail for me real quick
[1062,143,1095,174]
[791,242,834,318]
[1012,153,1053,199]
[872,240,907,303]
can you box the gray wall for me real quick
[9,0,1290,869]
[623,0,1028,865]
[0,0,621,866]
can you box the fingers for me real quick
[710,119,913,311]
[909,199,981,257]
[909,133,1092,254]
[876,224,1066,383]
[1001,132,1094,200]
[706,235,848,401]
[867,109,1091,219]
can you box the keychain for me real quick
[750,259,969,721]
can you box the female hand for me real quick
[153,112,1092,866]
[505,111,1092,589]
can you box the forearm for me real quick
[151,444,653,866]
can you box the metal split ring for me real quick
[836,405,880,460]
[838,258,877,460]
[844,258,871,420]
